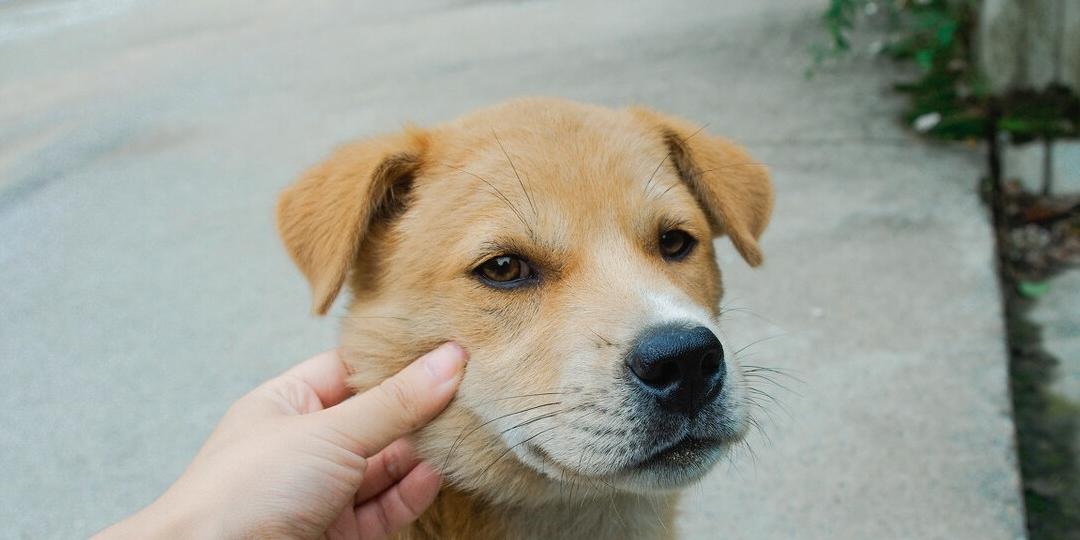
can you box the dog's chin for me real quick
[613,436,729,490]
[606,434,748,493]
[524,433,740,495]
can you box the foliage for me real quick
[816,0,971,69]
[813,0,1079,142]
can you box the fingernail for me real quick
[424,342,467,382]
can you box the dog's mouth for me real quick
[525,433,730,489]
[629,436,725,472]
[510,377,750,492]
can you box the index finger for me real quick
[281,348,354,408]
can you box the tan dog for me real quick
[277,98,772,539]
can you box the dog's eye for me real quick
[659,229,696,261]
[476,255,534,286]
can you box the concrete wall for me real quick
[978,0,1080,93]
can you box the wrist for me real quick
[95,490,218,540]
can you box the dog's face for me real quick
[277,98,772,505]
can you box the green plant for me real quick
[812,0,1079,142]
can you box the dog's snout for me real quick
[626,325,724,416]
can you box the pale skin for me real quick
[96,343,468,540]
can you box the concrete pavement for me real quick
[0,0,1025,538]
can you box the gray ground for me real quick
[0,0,1026,538]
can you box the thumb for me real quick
[316,342,467,457]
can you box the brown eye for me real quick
[659,230,696,260]
[476,255,535,287]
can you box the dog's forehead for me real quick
[415,108,684,228]
[442,101,664,178]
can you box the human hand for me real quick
[96,343,467,539]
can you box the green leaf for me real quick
[936,20,957,46]
[1018,281,1051,299]
[915,49,934,71]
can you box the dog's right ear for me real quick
[276,129,428,315]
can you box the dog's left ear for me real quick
[631,108,774,267]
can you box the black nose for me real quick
[626,325,725,416]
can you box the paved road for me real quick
[0,1,1026,538]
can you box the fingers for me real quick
[280,349,354,408]
[355,461,442,540]
[354,440,420,505]
[232,349,351,420]
[316,342,467,457]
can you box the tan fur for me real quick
[630,108,773,266]
[277,98,772,539]
[276,129,430,315]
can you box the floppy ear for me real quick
[631,108,774,267]
[276,129,428,315]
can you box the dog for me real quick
[276,97,773,539]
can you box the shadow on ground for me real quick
[1008,292,1080,539]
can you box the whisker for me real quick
[492,129,536,218]
[588,328,615,347]
[742,365,805,384]
[443,162,535,237]
[496,407,568,437]
[582,474,602,509]
[478,425,560,480]
[475,391,573,405]
[648,491,670,536]
[568,451,586,508]
[739,438,759,470]
[651,181,680,200]
[672,122,709,147]
[645,123,708,196]
[746,387,792,418]
[642,152,670,197]
[334,315,413,322]
[608,483,627,533]
[716,307,777,326]
[746,415,774,446]
[441,401,562,471]
[742,372,801,396]
[731,333,787,357]
[745,387,783,406]
[724,443,745,478]
[743,395,780,426]
[695,161,770,176]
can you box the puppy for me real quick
[277,97,773,539]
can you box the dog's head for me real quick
[277,98,772,504]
